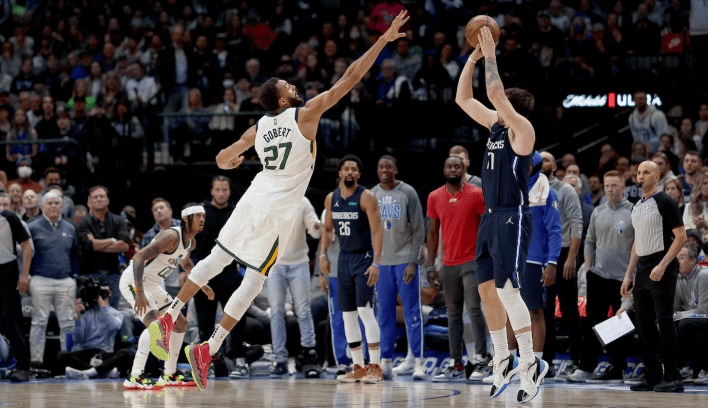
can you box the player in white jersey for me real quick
[148,11,410,391]
[119,203,211,389]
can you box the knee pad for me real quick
[188,246,236,287]
[496,279,532,331]
[357,306,380,343]
[223,269,267,321]
[342,311,362,343]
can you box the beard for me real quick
[541,167,553,178]
[344,177,355,187]
[446,175,462,185]
[289,95,304,107]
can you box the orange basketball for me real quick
[465,16,500,48]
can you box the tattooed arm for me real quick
[455,42,496,130]
[131,229,180,317]
[479,27,535,156]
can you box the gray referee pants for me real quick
[440,260,489,362]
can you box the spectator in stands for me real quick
[696,104,708,141]
[657,134,680,173]
[44,185,75,224]
[548,0,571,33]
[59,276,132,379]
[629,90,668,152]
[8,157,43,194]
[27,191,80,369]
[533,10,567,58]
[540,152,584,379]
[616,156,630,176]
[6,109,38,163]
[34,96,57,158]
[142,198,182,298]
[75,205,88,223]
[652,152,678,190]
[96,71,126,121]
[77,186,130,308]
[159,25,195,112]
[50,111,85,183]
[11,58,40,94]
[566,164,591,203]
[0,63,11,93]
[1,42,21,79]
[678,150,702,201]
[664,178,687,214]
[244,58,268,85]
[8,183,23,214]
[660,8,690,54]
[101,43,117,74]
[674,245,708,384]
[625,16,661,55]
[22,189,40,222]
[568,170,634,383]
[124,63,158,107]
[243,10,277,53]
[588,175,606,206]
[170,88,210,162]
[391,37,421,80]
[414,52,452,102]
[596,144,620,177]
[369,0,407,34]
[683,173,708,234]
[376,59,412,108]
[209,88,237,132]
[238,82,264,129]
[0,191,33,381]
[679,118,702,152]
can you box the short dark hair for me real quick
[337,154,363,173]
[151,197,171,210]
[56,111,71,121]
[47,184,64,193]
[210,175,231,190]
[258,77,281,111]
[43,167,61,177]
[449,145,469,160]
[88,185,108,196]
[446,156,465,166]
[504,88,535,118]
[378,155,397,168]
[651,152,668,162]
[684,150,702,162]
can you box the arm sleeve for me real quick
[114,215,131,244]
[77,218,95,255]
[584,208,598,262]
[407,186,426,264]
[546,191,563,265]
[302,198,323,239]
[100,306,124,332]
[564,185,584,240]
[659,194,684,230]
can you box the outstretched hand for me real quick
[381,11,409,43]
[479,26,497,60]
[217,155,244,170]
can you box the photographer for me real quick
[58,276,132,379]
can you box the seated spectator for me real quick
[696,104,708,141]
[625,16,661,55]
[660,9,690,54]
[683,173,708,234]
[1,42,22,79]
[124,63,158,107]
[6,109,38,163]
[74,205,88,223]
[565,163,591,203]
[678,151,702,201]
[7,157,43,194]
[376,59,412,108]
[11,58,40,94]
[391,37,421,80]
[664,178,686,215]
[209,88,237,132]
[595,144,620,177]
[615,156,630,177]
[169,88,210,162]
[297,53,326,91]
[87,62,103,98]
[369,0,407,34]
[244,58,268,85]
[674,245,708,384]
[414,52,452,102]
[49,111,85,174]
[28,191,80,370]
[548,0,571,33]
[657,134,680,173]
[588,175,606,207]
[59,276,132,379]
[22,189,40,222]
[96,71,126,121]
[653,152,678,190]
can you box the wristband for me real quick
[372,262,380,268]
[426,266,436,272]
[111,238,116,244]
[319,254,327,260]
[468,57,478,64]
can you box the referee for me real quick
[621,161,686,393]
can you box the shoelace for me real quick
[519,362,535,387]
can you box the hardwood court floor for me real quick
[1,377,706,407]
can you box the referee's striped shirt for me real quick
[630,191,683,257]
[0,210,31,266]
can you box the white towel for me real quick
[528,173,550,207]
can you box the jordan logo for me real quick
[364,252,372,259]
[334,201,339,207]
[506,217,514,225]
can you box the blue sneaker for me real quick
[517,358,549,403]
[490,354,520,398]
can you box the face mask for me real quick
[18,166,32,178]
[308,40,319,49]
[222,79,235,88]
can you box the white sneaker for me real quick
[490,355,520,398]
[695,370,708,385]
[287,358,297,375]
[469,354,491,382]
[432,360,466,382]
[517,358,548,403]
[393,357,415,375]
[65,367,89,380]
[567,369,593,383]
[412,358,427,380]
[381,361,394,379]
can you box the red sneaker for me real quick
[185,342,213,391]
[148,313,174,361]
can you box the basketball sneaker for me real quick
[432,360,466,382]
[337,364,367,383]
[469,354,492,382]
[362,364,384,384]
[123,373,165,390]
[148,313,174,361]
[517,357,548,403]
[185,342,213,391]
[157,373,196,387]
[229,364,249,379]
[490,354,520,398]
[392,356,415,375]
[381,361,394,380]
[64,367,89,380]
[412,358,427,381]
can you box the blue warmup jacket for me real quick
[527,151,563,266]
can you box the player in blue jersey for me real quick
[455,27,547,403]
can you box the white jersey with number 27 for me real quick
[241,107,316,220]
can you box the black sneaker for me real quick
[9,368,30,382]
[630,381,659,392]
[270,362,288,378]
[586,365,624,384]
[654,380,684,393]
[302,348,321,379]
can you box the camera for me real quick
[77,276,111,312]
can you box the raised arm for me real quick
[215,125,257,170]
[298,11,409,132]
[455,42,496,130]
[479,27,535,156]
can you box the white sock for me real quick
[85,367,98,378]
[131,330,150,378]
[207,325,229,356]
[164,331,185,375]
[490,328,509,365]
[369,346,380,365]
[515,331,534,365]
[510,348,518,356]
[405,347,414,361]
[351,347,364,366]
[534,351,544,360]
[166,297,185,321]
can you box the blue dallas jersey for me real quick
[481,123,532,208]
[332,185,372,253]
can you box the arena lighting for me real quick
[562,93,663,108]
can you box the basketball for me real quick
[465,16,500,48]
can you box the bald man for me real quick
[621,161,686,393]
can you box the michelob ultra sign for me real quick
[563,93,662,108]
